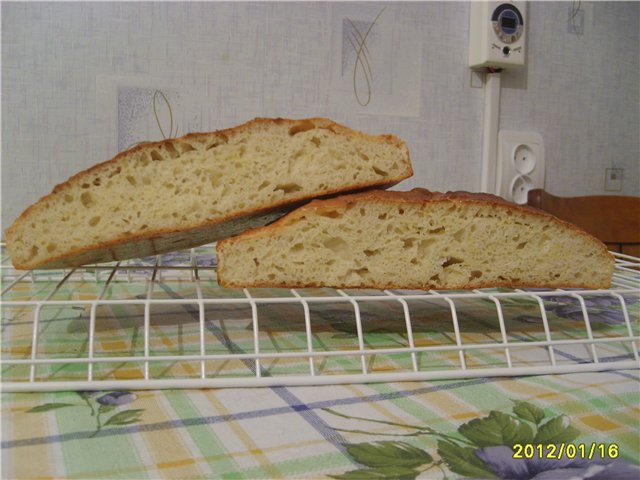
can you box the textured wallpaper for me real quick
[2,1,638,231]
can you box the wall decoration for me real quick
[117,85,203,151]
[330,4,422,117]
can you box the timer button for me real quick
[502,46,511,55]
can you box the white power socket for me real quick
[496,131,545,203]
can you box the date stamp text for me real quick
[512,443,619,461]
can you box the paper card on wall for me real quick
[329,4,422,117]
[116,84,203,151]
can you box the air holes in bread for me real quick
[319,210,342,219]
[150,150,163,161]
[417,238,435,256]
[469,270,483,280]
[453,228,466,241]
[275,183,302,194]
[372,166,388,177]
[311,136,321,147]
[350,267,369,277]
[80,192,95,208]
[179,142,196,153]
[323,237,348,255]
[357,149,369,161]
[288,120,315,136]
[88,216,101,227]
[164,142,179,159]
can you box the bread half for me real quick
[5,117,412,269]
[216,189,615,290]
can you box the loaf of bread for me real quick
[5,118,412,269]
[216,189,615,289]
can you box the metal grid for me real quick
[1,243,638,392]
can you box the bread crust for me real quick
[217,188,615,290]
[6,117,412,269]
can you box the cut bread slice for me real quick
[216,189,615,289]
[5,117,412,269]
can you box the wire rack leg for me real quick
[337,290,368,374]
[570,293,599,363]
[437,295,467,370]
[292,290,315,376]
[243,289,261,377]
[384,291,418,372]
[488,295,513,368]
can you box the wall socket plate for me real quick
[496,130,545,203]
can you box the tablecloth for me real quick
[2,246,639,479]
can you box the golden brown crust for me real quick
[8,117,409,236]
[216,188,615,290]
[218,188,612,257]
[11,178,404,270]
[6,117,412,269]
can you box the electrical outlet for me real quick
[605,168,623,191]
[496,131,545,203]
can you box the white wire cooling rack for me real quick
[1,244,638,392]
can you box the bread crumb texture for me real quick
[217,189,614,290]
[5,118,411,269]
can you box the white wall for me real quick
[2,1,638,231]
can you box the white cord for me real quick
[481,72,501,194]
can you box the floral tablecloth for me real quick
[2,247,639,479]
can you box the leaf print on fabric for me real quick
[26,390,144,438]
[324,399,636,479]
[437,440,497,479]
[104,409,144,427]
[458,411,535,447]
[330,441,434,480]
[533,415,580,444]
[345,441,433,469]
[512,400,546,425]
[26,403,74,413]
[331,465,419,480]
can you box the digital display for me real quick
[501,16,517,29]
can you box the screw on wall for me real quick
[604,168,623,192]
